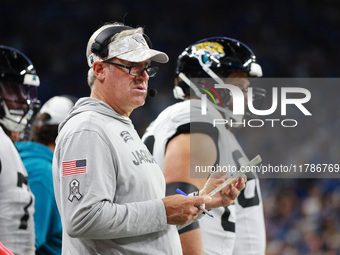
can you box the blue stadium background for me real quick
[2,1,339,254]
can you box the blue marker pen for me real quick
[176,188,214,218]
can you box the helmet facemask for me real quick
[0,81,40,132]
[0,46,40,132]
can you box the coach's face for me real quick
[92,58,150,117]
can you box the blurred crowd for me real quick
[1,0,340,254]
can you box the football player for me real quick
[0,45,40,254]
[143,37,266,254]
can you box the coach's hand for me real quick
[162,194,212,225]
[200,175,247,209]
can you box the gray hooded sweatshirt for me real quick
[52,97,182,255]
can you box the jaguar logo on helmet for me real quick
[193,41,225,68]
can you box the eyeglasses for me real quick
[104,61,159,77]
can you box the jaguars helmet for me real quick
[0,45,41,132]
[173,37,265,124]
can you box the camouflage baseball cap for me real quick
[87,33,168,67]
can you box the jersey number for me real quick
[221,207,235,232]
[232,150,260,208]
[17,172,33,230]
[143,135,155,154]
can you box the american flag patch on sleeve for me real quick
[62,159,87,176]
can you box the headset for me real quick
[91,25,153,58]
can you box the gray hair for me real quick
[86,23,143,88]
